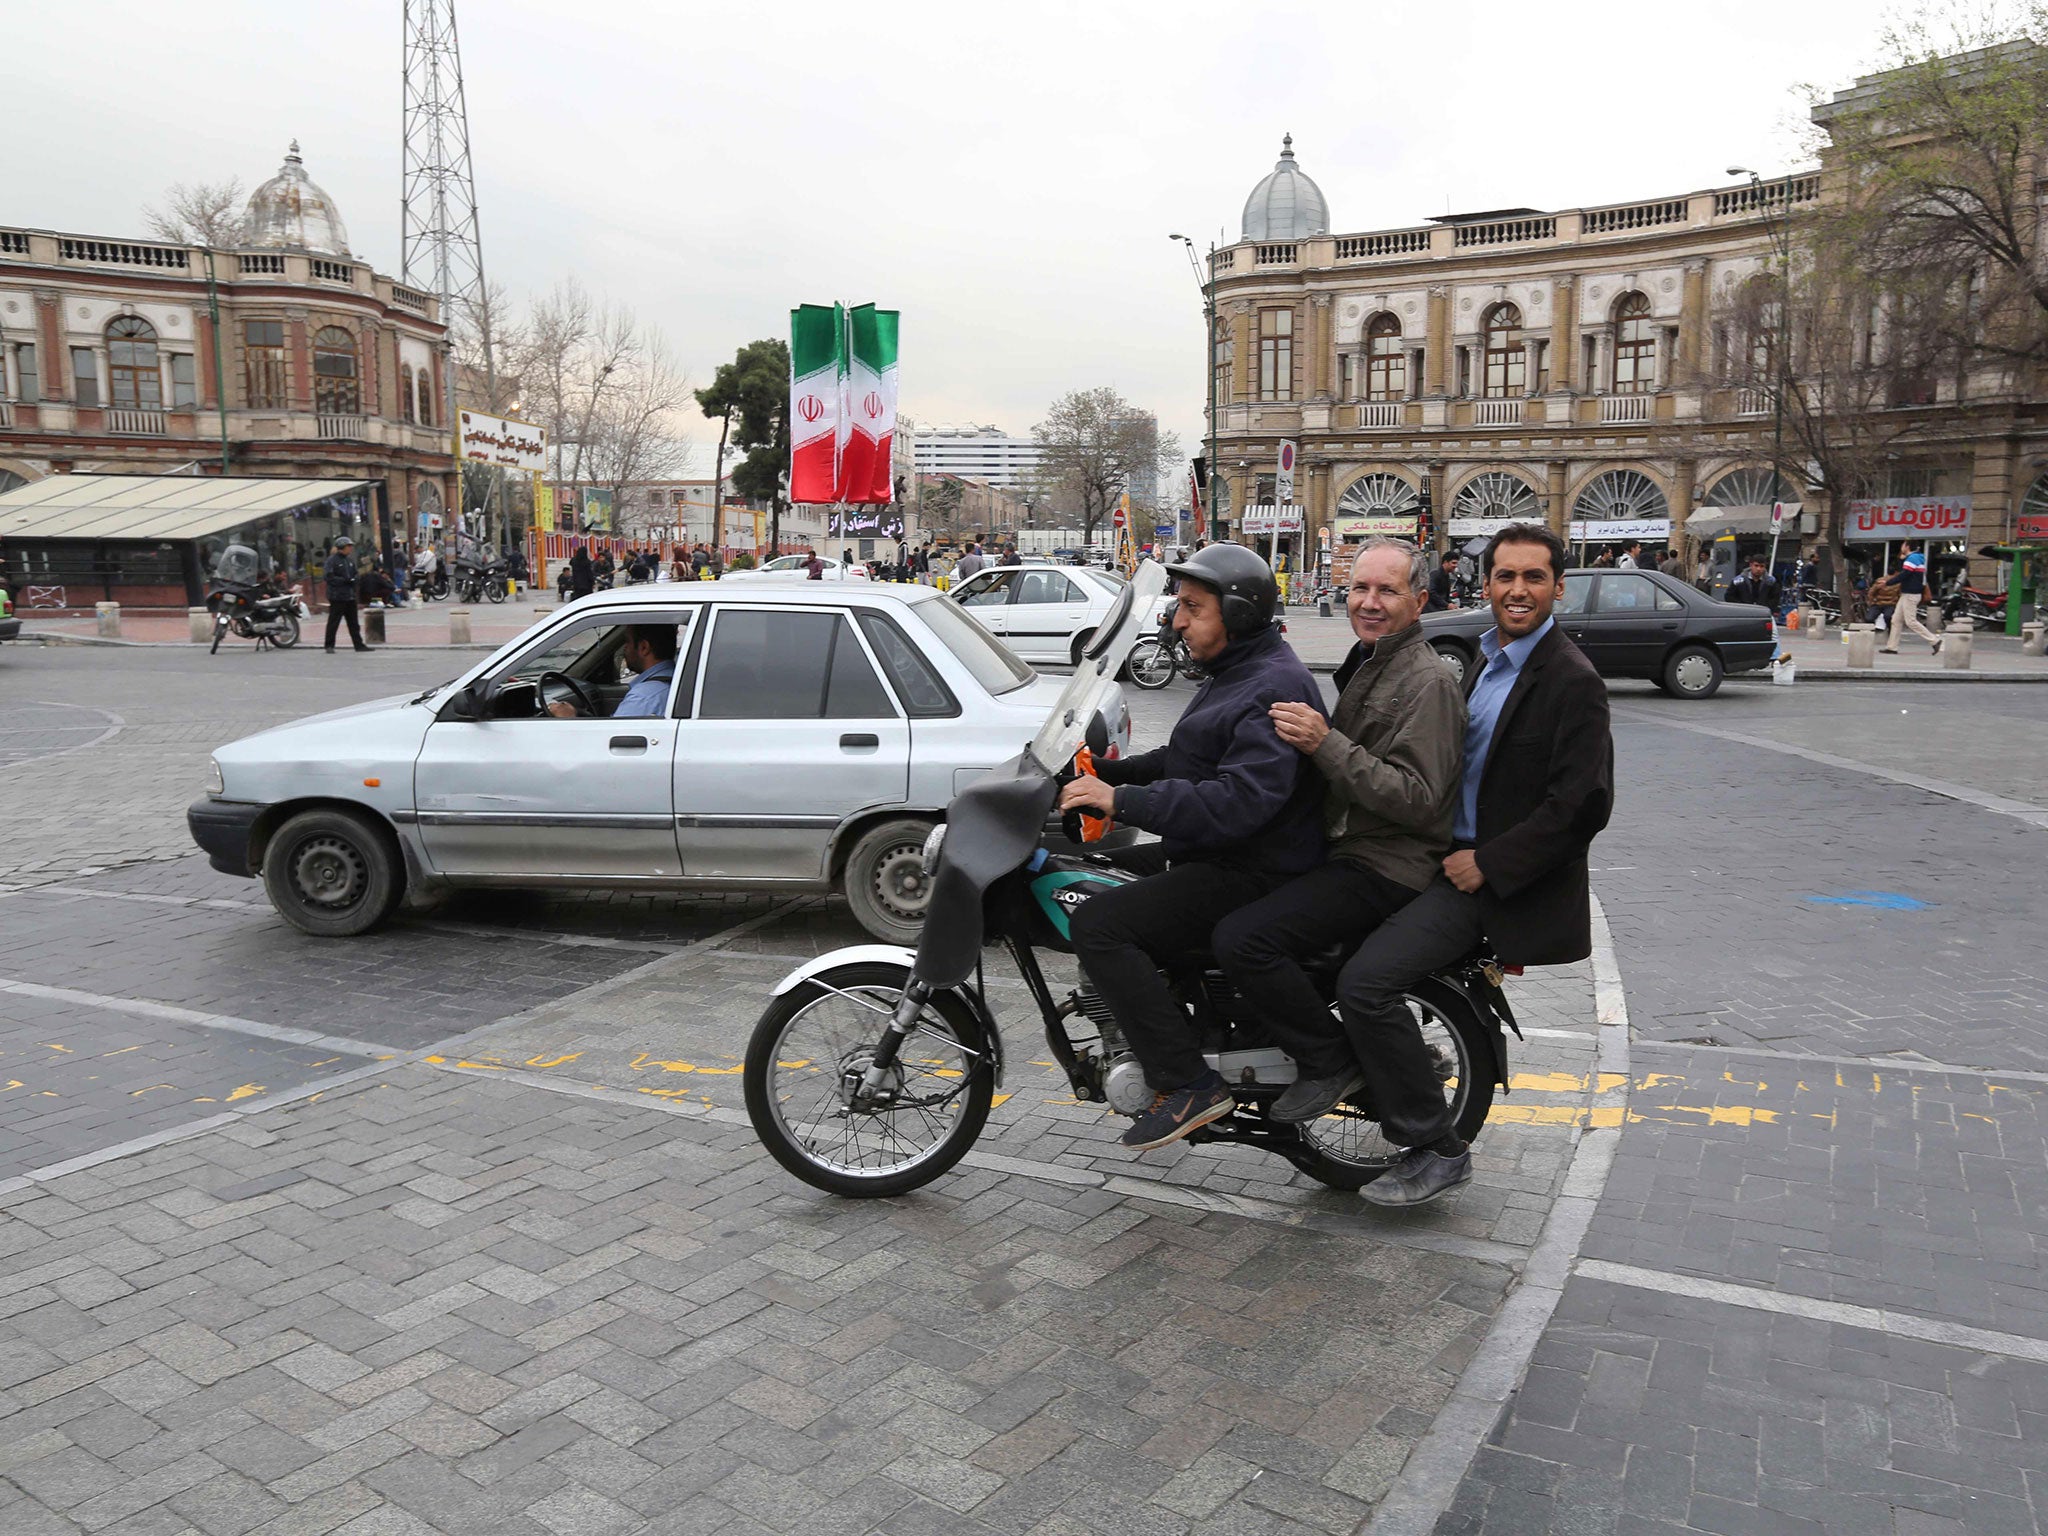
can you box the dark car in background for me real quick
[1420,567,1775,699]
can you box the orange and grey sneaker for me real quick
[1119,1073,1235,1151]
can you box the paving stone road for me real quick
[2,643,2047,1534]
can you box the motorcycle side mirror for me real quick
[1084,712,1110,758]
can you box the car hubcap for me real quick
[292,835,367,910]
[872,844,931,923]
[1674,654,1713,692]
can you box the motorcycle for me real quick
[743,562,1515,1198]
[453,557,510,605]
[413,564,450,602]
[206,544,302,653]
[1941,582,2008,631]
[1124,602,1206,691]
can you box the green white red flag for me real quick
[789,302,899,505]
[788,303,844,505]
[841,304,898,505]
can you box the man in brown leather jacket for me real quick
[1213,536,1466,1123]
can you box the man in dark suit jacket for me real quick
[1341,521,1613,1207]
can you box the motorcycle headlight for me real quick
[920,822,948,875]
[205,757,225,798]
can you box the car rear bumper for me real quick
[1719,640,1777,675]
[187,797,263,877]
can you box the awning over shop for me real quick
[1684,505,1794,537]
[0,474,377,542]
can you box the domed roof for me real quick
[241,142,351,257]
[1241,134,1329,242]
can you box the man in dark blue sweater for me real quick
[1057,544,1327,1151]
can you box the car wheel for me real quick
[1661,644,1724,700]
[1429,640,1472,687]
[261,808,403,937]
[842,817,937,944]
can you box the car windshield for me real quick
[913,593,1035,695]
[1029,559,1165,770]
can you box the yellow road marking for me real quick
[525,1052,583,1068]
[226,1083,266,1102]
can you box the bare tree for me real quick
[142,179,246,247]
[1032,388,1182,543]
[586,336,697,505]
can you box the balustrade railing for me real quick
[1473,399,1522,426]
[108,408,167,435]
[1598,394,1653,424]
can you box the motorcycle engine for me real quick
[1102,1052,1156,1115]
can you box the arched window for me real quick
[399,364,416,424]
[1366,314,1406,401]
[1612,292,1654,394]
[1452,471,1540,522]
[106,317,161,411]
[1482,304,1524,398]
[313,326,359,415]
[1574,469,1669,523]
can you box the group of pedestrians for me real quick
[1059,526,1614,1206]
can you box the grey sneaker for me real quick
[1270,1068,1366,1123]
[1359,1146,1472,1207]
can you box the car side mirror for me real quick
[441,679,499,721]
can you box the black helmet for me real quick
[1163,542,1277,637]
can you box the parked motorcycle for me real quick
[743,563,1514,1198]
[1941,582,2008,631]
[453,557,510,605]
[413,563,450,602]
[1793,583,1841,619]
[206,544,301,653]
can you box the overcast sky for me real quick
[17,0,1902,475]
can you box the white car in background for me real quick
[722,554,870,583]
[949,562,1168,666]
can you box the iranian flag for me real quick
[841,304,899,504]
[789,303,845,504]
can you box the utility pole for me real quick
[402,0,492,547]
[1731,167,1796,578]
[201,247,231,476]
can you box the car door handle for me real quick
[840,733,880,749]
[609,735,648,751]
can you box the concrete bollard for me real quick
[448,608,472,645]
[1810,609,1830,636]
[364,607,388,645]
[188,606,212,644]
[1942,624,1973,670]
[95,602,121,639]
[1845,624,1876,669]
[2023,622,2046,657]
[1794,605,1815,633]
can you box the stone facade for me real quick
[1208,170,2048,582]
[0,224,455,549]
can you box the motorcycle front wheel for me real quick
[1290,981,1496,1192]
[486,580,507,604]
[744,962,995,1198]
[1126,637,1177,690]
[270,614,301,648]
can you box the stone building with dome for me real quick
[0,144,455,601]
[1208,106,2048,589]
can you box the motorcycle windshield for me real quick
[212,544,265,585]
[1026,559,1166,772]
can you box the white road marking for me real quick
[0,976,406,1058]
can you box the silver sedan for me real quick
[188,584,1132,943]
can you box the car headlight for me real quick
[920,822,948,875]
[205,757,224,798]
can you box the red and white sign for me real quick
[1276,440,1298,506]
[2017,513,2048,542]
[1241,504,1305,535]
[1844,496,1971,541]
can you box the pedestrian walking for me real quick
[569,543,594,599]
[1658,548,1685,579]
[1616,540,1642,570]
[322,536,371,653]
[1426,551,1458,612]
[1881,544,1943,655]
[804,548,825,580]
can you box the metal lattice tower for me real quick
[400,0,491,428]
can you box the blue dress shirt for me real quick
[1454,618,1553,841]
[614,658,677,718]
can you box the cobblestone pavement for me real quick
[7,647,2048,1533]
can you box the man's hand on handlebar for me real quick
[1269,701,1328,754]
[1057,777,1115,817]
[1443,849,1485,893]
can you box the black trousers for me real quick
[1212,857,1423,1079]
[1332,874,1485,1148]
[323,600,364,650]
[1067,845,1281,1093]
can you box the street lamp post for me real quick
[1729,166,1795,580]
[1171,234,1219,545]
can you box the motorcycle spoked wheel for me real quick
[1286,984,1496,1192]
[486,580,508,604]
[744,962,995,1198]
[210,613,231,654]
[270,613,301,648]
[1125,637,1177,690]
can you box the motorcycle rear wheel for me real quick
[486,581,508,604]
[1126,637,1177,690]
[745,962,995,1198]
[1290,980,1496,1192]
[270,614,301,648]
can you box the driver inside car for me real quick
[1054,544,1328,1153]
[545,623,678,718]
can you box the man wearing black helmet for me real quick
[1057,543,1328,1152]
